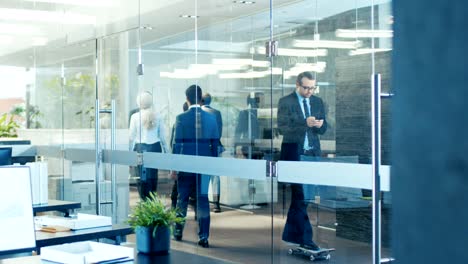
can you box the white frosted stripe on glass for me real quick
[36,145,61,158]
[277,161,391,191]
[381,165,390,191]
[102,149,138,166]
[3,144,37,157]
[64,148,96,162]
[144,152,267,180]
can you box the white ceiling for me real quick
[0,0,391,67]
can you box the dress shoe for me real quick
[300,243,321,252]
[198,238,209,248]
[173,229,183,241]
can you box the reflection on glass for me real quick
[201,93,223,212]
[235,92,262,159]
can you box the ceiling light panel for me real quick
[294,39,362,49]
[255,47,328,57]
[336,29,393,38]
[212,58,270,67]
[0,8,96,25]
[31,37,48,46]
[0,35,13,44]
[349,48,392,56]
[24,0,115,7]
[0,23,42,36]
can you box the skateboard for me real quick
[287,245,335,261]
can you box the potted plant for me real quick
[128,192,184,255]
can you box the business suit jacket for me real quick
[201,105,223,137]
[235,108,260,143]
[277,92,327,160]
[173,106,220,157]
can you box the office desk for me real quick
[33,200,81,217]
[35,224,133,253]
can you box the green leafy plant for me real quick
[10,104,43,129]
[0,113,20,137]
[128,192,184,237]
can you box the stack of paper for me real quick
[35,213,112,230]
[26,162,48,205]
[41,241,133,264]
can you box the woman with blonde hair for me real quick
[129,91,168,199]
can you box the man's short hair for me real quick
[186,85,202,104]
[246,92,262,108]
[296,71,315,85]
[201,93,212,105]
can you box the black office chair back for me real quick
[0,147,12,166]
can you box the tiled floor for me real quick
[127,178,394,264]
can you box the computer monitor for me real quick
[0,147,12,166]
[0,166,36,256]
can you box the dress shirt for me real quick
[295,92,311,151]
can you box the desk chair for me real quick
[0,147,12,166]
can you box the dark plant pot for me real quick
[136,226,171,255]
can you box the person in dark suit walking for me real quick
[201,93,223,213]
[171,85,220,248]
[234,92,262,159]
[277,71,327,251]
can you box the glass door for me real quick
[33,39,99,215]
[60,39,98,216]
[5,0,393,262]
[373,1,394,262]
[97,29,141,224]
[271,0,392,263]
[133,0,276,262]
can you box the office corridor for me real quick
[126,180,392,264]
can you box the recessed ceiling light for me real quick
[233,1,256,4]
[140,24,153,30]
[179,15,199,18]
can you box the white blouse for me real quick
[129,112,168,153]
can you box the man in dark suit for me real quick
[201,93,223,213]
[277,71,327,251]
[170,102,196,212]
[172,85,220,248]
[234,93,262,159]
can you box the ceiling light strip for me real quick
[0,8,96,25]
[336,29,393,38]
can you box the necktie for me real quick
[303,99,310,117]
[303,99,313,150]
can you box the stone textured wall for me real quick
[335,52,392,165]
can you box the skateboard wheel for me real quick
[288,249,293,255]
[310,255,315,261]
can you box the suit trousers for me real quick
[134,142,162,200]
[282,155,320,246]
[176,172,211,240]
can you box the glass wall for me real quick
[270,0,393,262]
[0,0,393,263]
